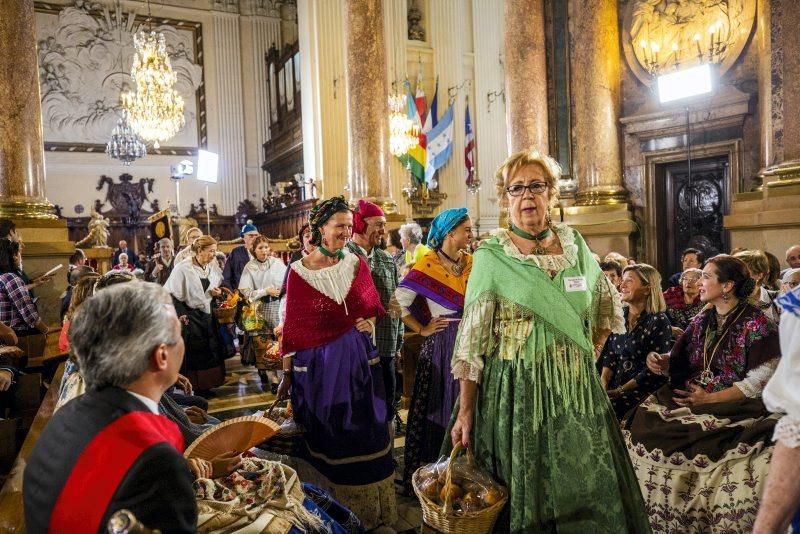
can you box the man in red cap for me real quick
[347,200,403,430]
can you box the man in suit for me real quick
[346,200,403,427]
[112,239,132,267]
[222,221,260,289]
[23,283,197,533]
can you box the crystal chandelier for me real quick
[121,30,185,149]
[106,109,147,165]
[388,92,418,157]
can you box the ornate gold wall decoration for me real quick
[622,0,756,85]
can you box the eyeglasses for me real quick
[681,277,700,284]
[506,182,548,197]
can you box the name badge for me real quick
[564,276,587,292]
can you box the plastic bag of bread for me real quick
[413,442,507,516]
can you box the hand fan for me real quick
[184,416,281,460]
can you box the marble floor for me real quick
[206,357,424,533]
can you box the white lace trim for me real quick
[774,416,800,448]
[492,222,578,272]
[733,358,780,399]
[452,360,483,384]
[290,251,359,313]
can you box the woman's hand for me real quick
[0,370,14,392]
[175,374,193,395]
[355,317,374,334]
[209,287,223,298]
[210,451,243,478]
[671,326,685,339]
[276,373,292,399]
[672,383,712,407]
[266,287,281,298]
[273,323,283,337]
[421,317,449,337]
[184,406,209,424]
[188,458,212,479]
[178,315,189,326]
[647,352,670,376]
[451,410,473,449]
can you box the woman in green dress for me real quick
[448,150,651,532]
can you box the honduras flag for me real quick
[424,104,454,184]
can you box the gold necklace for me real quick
[697,304,747,386]
[437,249,463,276]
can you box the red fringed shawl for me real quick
[281,256,386,354]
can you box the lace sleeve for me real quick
[451,293,496,384]
[774,416,800,448]
[593,274,625,334]
[733,358,780,398]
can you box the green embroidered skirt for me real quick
[445,355,652,533]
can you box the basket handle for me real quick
[441,442,474,514]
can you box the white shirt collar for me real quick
[126,390,160,414]
[353,242,373,259]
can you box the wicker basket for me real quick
[413,443,507,534]
[213,306,236,324]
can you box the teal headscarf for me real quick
[427,207,469,250]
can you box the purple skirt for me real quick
[291,328,394,486]
[402,317,460,491]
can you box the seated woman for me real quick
[238,235,287,390]
[0,239,49,337]
[165,236,227,393]
[278,196,396,529]
[623,254,781,532]
[663,267,704,335]
[600,264,672,419]
[112,252,135,272]
[734,249,781,323]
[0,321,19,416]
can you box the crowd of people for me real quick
[5,149,800,532]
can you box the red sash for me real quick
[49,411,184,533]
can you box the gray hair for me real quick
[118,252,128,261]
[680,267,703,280]
[69,282,179,390]
[157,238,174,249]
[399,222,423,245]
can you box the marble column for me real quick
[569,0,627,205]
[756,0,800,187]
[343,0,394,212]
[211,8,248,215]
[0,0,55,218]
[504,0,548,154]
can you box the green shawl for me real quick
[453,226,609,428]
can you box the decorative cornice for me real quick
[212,0,239,14]
[239,0,280,17]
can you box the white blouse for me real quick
[164,260,222,314]
[763,297,800,448]
[238,257,288,301]
[395,286,457,318]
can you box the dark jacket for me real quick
[221,246,251,289]
[145,256,175,286]
[23,386,196,533]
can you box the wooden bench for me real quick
[0,362,65,532]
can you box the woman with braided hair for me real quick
[277,196,396,529]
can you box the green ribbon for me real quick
[509,223,552,241]
[318,245,344,260]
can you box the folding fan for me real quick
[184,416,281,460]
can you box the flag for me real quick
[398,80,426,185]
[424,104,454,184]
[465,98,475,186]
[422,78,439,135]
[415,71,427,125]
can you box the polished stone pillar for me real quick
[569,0,627,205]
[504,0,548,154]
[756,0,800,188]
[0,0,54,218]
[343,0,394,212]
